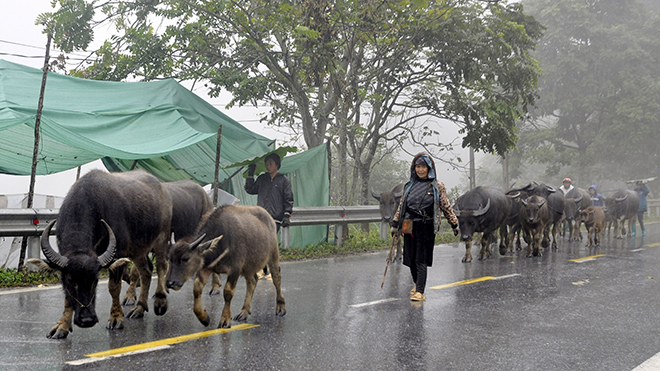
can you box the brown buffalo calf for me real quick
[167,205,286,328]
[579,206,605,247]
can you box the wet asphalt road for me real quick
[1,224,660,371]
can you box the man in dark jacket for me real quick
[245,153,294,232]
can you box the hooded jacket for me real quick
[392,153,458,233]
[589,185,604,207]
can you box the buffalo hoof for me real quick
[121,296,136,306]
[125,306,145,320]
[208,287,222,296]
[499,246,507,255]
[233,310,249,322]
[197,312,210,327]
[154,297,168,316]
[218,318,232,329]
[47,325,70,339]
[461,256,472,263]
[276,305,287,317]
[106,317,124,330]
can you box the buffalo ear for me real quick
[26,258,61,276]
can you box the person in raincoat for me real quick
[589,185,605,207]
[245,153,294,232]
[633,181,650,236]
[391,153,459,301]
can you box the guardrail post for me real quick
[281,227,290,249]
[380,222,388,239]
[335,224,344,246]
[27,236,40,259]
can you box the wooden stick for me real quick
[381,234,399,289]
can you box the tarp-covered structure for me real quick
[0,59,328,247]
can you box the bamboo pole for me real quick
[212,125,223,205]
[18,34,52,270]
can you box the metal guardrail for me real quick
[0,206,385,248]
[0,208,58,237]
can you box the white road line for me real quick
[66,345,171,366]
[350,298,399,308]
[492,273,521,280]
[631,249,645,252]
[632,350,660,371]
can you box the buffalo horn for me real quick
[189,234,207,250]
[546,185,557,193]
[97,220,117,268]
[473,199,491,217]
[40,220,68,269]
[538,199,546,207]
[521,198,528,207]
[574,194,583,203]
[615,194,628,202]
[507,191,521,200]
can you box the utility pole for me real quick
[469,147,476,190]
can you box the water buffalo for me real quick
[123,180,223,305]
[563,188,591,241]
[454,186,509,262]
[520,195,550,257]
[512,182,563,249]
[167,205,286,328]
[372,183,404,260]
[503,190,530,254]
[579,206,605,247]
[605,189,640,239]
[27,170,172,339]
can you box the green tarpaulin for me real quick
[0,59,329,247]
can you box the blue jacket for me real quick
[589,185,604,207]
[636,183,650,211]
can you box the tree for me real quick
[52,0,542,203]
[519,0,660,184]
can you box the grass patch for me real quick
[0,268,59,288]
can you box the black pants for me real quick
[402,220,435,294]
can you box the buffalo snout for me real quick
[461,234,472,241]
[166,280,183,291]
[74,310,98,328]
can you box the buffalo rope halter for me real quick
[66,280,98,309]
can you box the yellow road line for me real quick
[430,276,496,290]
[86,323,259,358]
[569,254,605,262]
[646,243,660,248]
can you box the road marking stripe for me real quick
[65,323,259,365]
[631,248,644,252]
[633,350,660,371]
[430,276,497,290]
[646,243,660,248]
[569,254,605,263]
[350,298,399,308]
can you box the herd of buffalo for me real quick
[26,168,640,340]
[374,182,641,263]
[27,169,285,339]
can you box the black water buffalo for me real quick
[605,189,640,239]
[512,182,563,249]
[454,186,509,262]
[503,190,530,254]
[579,206,606,247]
[167,205,286,328]
[520,195,551,257]
[28,170,172,339]
[563,188,591,241]
[372,183,404,260]
[123,180,222,305]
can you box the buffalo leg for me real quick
[478,233,491,260]
[499,225,508,256]
[47,298,73,339]
[193,271,211,326]
[126,256,151,319]
[268,252,286,317]
[152,238,170,316]
[220,273,240,328]
[107,268,125,330]
[462,240,472,263]
[122,264,141,306]
[208,273,222,296]
[551,222,559,250]
[233,274,256,322]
